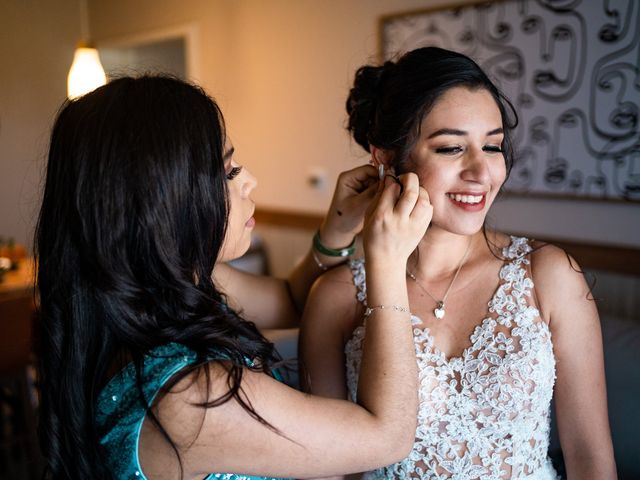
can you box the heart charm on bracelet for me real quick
[433,301,446,319]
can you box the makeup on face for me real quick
[220,141,258,260]
[226,166,242,180]
[431,130,501,214]
[223,146,244,181]
[445,192,487,211]
[408,87,507,235]
[223,146,235,164]
[428,128,504,157]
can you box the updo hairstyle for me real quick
[346,47,518,176]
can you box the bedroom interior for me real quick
[0,0,638,478]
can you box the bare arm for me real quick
[299,265,359,399]
[212,262,299,328]
[140,173,431,479]
[298,266,366,480]
[213,165,378,329]
[142,357,414,479]
[532,246,616,479]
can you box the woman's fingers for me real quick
[410,186,433,238]
[374,175,400,212]
[339,164,379,193]
[362,172,432,261]
[363,176,384,221]
[321,164,381,243]
[388,173,432,223]
[363,171,388,220]
[393,173,420,216]
[411,186,432,220]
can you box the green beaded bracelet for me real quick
[312,230,356,257]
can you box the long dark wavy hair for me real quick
[35,75,277,479]
[346,46,518,179]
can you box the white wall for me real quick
[0,0,80,249]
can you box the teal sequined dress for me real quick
[96,342,286,480]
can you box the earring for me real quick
[378,164,385,180]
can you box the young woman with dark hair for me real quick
[35,75,433,479]
[300,47,616,479]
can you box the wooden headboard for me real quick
[255,208,640,276]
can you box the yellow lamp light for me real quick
[67,43,107,99]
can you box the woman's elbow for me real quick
[375,419,416,465]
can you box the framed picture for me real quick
[379,1,640,202]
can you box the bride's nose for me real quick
[461,147,491,184]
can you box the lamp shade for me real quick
[67,47,107,99]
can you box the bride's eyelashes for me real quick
[226,166,243,181]
[483,145,503,153]
[435,146,463,155]
[433,144,503,155]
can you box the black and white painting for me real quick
[380,0,640,201]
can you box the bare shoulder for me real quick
[315,261,357,286]
[304,261,364,337]
[308,261,360,307]
[529,240,582,284]
[528,240,594,325]
[151,360,233,424]
[139,361,238,477]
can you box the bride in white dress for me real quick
[300,47,616,480]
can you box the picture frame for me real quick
[379,1,640,202]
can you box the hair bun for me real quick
[346,61,393,152]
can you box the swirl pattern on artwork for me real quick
[382,0,640,201]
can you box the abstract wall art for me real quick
[380,0,640,201]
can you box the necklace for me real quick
[407,238,472,320]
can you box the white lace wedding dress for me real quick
[345,237,560,480]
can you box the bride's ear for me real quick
[370,146,395,173]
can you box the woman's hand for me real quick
[363,172,432,263]
[318,164,379,249]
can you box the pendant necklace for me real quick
[407,238,472,320]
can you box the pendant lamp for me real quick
[67,0,106,99]
[67,42,107,99]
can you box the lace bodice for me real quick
[345,237,559,480]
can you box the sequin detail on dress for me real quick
[96,342,287,480]
[346,237,560,480]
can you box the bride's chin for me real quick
[427,220,485,237]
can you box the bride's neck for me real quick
[408,228,482,280]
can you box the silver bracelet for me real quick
[364,304,410,317]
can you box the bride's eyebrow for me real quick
[427,128,466,139]
[223,146,235,160]
[426,127,504,139]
